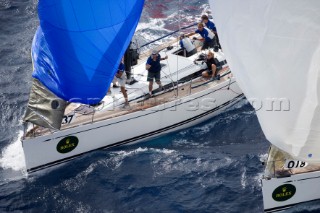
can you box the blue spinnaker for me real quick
[31,0,145,104]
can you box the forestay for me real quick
[210,0,320,161]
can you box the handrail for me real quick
[139,23,197,49]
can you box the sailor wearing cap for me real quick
[145,49,168,97]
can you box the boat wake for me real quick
[0,130,26,173]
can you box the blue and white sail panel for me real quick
[211,0,320,162]
[33,0,145,104]
[31,27,59,95]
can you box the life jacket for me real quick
[204,27,215,40]
[181,37,196,52]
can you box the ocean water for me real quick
[0,0,318,212]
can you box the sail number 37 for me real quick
[62,113,75,124]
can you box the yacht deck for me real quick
[26,67,233,139]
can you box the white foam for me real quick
[111,147,174,157]
[99,147,176,171]
[259,153,268,161]
[136,18,168,32]
[0,130,27,172]
[150,148,175,154]
[253,172,264,188]
[241,167,247,189]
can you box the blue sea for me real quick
[0,0,319,212]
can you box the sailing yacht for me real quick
[22,0,243,173]
[210,0,320,212]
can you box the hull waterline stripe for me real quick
[283,175,320,183]
[27,93,244,173]
[264,198,320,212]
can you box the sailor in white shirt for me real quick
[179,33,197,57]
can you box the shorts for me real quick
[147,71,161,82]
[116,72,127,87]
[202,40,214,50]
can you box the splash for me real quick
[75,147,176,173]
[107,147,175,170]
[0,130,26,172]
[241,167,247,189]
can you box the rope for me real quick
[227,77,243,95]
[161,59,177,91]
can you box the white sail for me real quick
[209,0,320,161]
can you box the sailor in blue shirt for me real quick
[201,14,221,49]
[194,23,215,50]
[201,14,217,32]
[145,49,168,97]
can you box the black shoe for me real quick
[113,84,119,88]
[89,101,103,107]
[145,93,153,99]
[129,78,138,85]
[216,74,220,81]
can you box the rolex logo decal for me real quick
[56,136,79,154]
[272,184,296,202]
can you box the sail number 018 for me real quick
[284,160,308,169]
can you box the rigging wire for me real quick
[176,0,182,97]
[163,52,177,96]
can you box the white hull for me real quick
[262,171,320,212]
[23,78,243,172]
